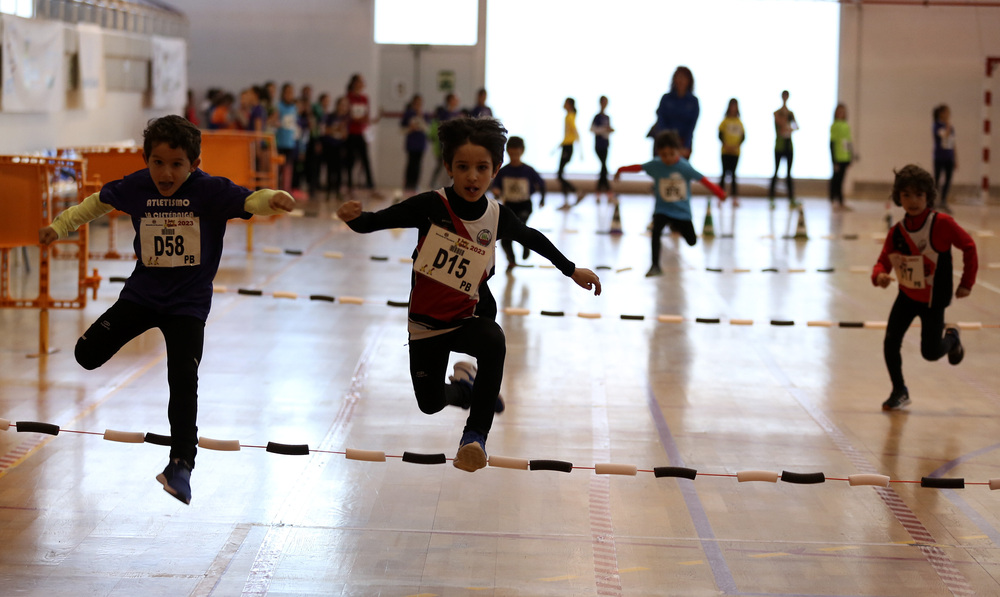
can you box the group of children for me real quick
[36,107,977,504]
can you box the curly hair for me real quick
[143,115,201,163]
[438,117,508,169]
[891,164,937,208]
[653,130,683,152]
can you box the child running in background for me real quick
[337,117,601,472]
[557,97,581,209]
[615,131,727,277]
[37,115,296,504]
[718,98,744,204]
[590,96,614,194]
[491,135,547,271]
[401,93,429,195]
[872,164,977,411]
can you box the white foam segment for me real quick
[102,429,145,443]
[977,230,996,237]
[539,264,556,269]
[273,291,298,300]
[734,268,751,273]
[323,251,344,259]
[578,312,601,319]
[863,321,888,329]
[565,229,578,234]
[615,267,633,273]
[345,448,387,462]
[198,437,241,451]
[657,314,684,323]
[262,247,281,254]
[503,307,530,316]
[214,285,228,293]
[990,479,1000,491]
[849,474,891,487]
[849,266,869,273]
[595,463,638,476]
[730,319,754,326]
[339,296,364,305]
[807,320,834,327]
[736,470,780,483]
[399,257,411,263]
[289,209,305,217]
[788,268,806,273]
[0,418,10,431]
[957,321,983,330]
[989,262,1000,269]
[488,455,530,470]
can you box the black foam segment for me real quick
[237,288,263,296]
[529,459,573,473]
[920,477,965,489]
[620,314,645,321]
[386,300,409,308]
[14,421,59,436]
[144,432,171,446]
[781,471,826,484]
[402,452,447,465]
[653,466,698,479]
[265,442,310,456]
[540,311,565,317]
[695,318,720,324]
[309,294,335,302]
[838,321,864,328]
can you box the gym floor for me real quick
[1,191,999,596]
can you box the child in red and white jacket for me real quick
[872,164,977,411]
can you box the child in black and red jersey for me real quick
[872,164,977,411]
[38,115,296,504]
[337,117,601,472]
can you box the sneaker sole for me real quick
[881,398,911,411]
[453,443,487,472]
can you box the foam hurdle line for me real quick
[338,296,364,305]
[0,419,9,431]
[198,436,241,451]
[595,463,638,476]
[489,455,530,470]
[14,421,59,435]
[737,470,779,483]
[578,312,602,319]
[272,291,298,300]
[103,429,144,443]
[345,448,386,462]
[503,307,530,316]
[402,452,447,465]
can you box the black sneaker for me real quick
[882,388,910,411]
[156,458,192,504]
[645,265,663,278]
[946,327,964,365]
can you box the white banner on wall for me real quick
[1,15,65,113]
[151,35,187,111]
[76,24,105,109]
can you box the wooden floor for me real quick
[2,191,1000,596]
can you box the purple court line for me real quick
[928,443,1000,547]
[646,384,739,595]
[240,324,386,597]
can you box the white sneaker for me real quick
[449,361,477,385]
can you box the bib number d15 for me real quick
[413,224,491,296]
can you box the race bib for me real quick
[890,254,926,289]
[502,177,531,202]
[139,217,201,268]
[413,224,491,296]
[658,177,686,202]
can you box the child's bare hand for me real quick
[572,268,602,296]
[613,172,621,183]
[269,191,296,212]
[337,200,363,222]
[956,286,971,298]
[38,226,58,245]
[875,272,894,288]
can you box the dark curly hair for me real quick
[891,164,937,208]
[438,117,508,169]
[143,115,201,163]
[654,130,683,152]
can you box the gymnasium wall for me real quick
[839,3,1000,197]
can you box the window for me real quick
[375,0,478,46]
[0,0,34,18]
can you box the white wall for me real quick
[840,3,1000,196]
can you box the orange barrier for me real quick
[201,131,284,252]
[0,156,101,355]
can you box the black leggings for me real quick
[883,292,955,393]
[650,213,696,267]
[557,145,576,195]
[405,150,425,190]
[830,161,849,205]
[769,147,794,200]
[720,154,739,196]
[409,318,506,438]
[501,202,533,265]
[595,145,610,191]
[346,133,374,189]
[934,159,954,206]
[75,299,204,466]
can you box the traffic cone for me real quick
[609,201,623,235]
[793,204,808,240]
[702,202,715,238]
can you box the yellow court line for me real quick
[750,552,791,559]
[959,535,989,540]
[539,575,578,582]
[679,560,704,566]
[617,566,650,574]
